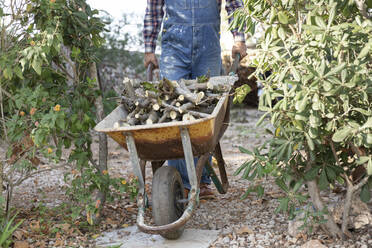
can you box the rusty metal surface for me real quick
[95,94,229,161]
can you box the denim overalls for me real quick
[160,0,222,189]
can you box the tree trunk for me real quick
[0,161,3,214]
[307,179,344,239]
[90,62,108,208]
[305,152,344,239]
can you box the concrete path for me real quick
[95,226,219,248]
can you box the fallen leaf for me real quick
[54,223,71,233]
[54,239,64,247]
[13,230,24,240]
[236,226,254,235]
[30,220,40,232]
[122,224,130,228]
[55,232,61,239]
[14,241,29,248]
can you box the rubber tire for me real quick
[152,166,186,240]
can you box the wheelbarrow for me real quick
[94,68,238,239]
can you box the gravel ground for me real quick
[5,107,372,247]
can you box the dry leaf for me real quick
[54,239,64,247]
[55,232,61,239]
[54,223,71,233]
[14,241,29,248]
[13,230,24,240]
[236,226,254,235]
[30,220,40,232]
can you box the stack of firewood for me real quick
[113,76,235,128]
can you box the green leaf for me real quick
[358,43,371,59]
[239,147,252,155]
[318,169,328,190]
[332,127,353,142]
[291,67,300,81]
[305,133,314,150]
[325,166,336,180]
[362,117,372,129]
[275,178,289,193]
[323,81,332,91]
[367,159,372,176]
[305,166,320,181]
[315,16,326,29]
[324,63,346,77]
[292,179,304,192]
[32,59,42,75]
[360,184,371,203]
[278,26,286,40]
[328,4,336,28]
[356,156,370,165]
[278,11,288,24]
[234,84,252,104]
[275,197,290,213]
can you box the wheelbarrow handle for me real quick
[146,63,154,81]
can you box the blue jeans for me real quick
[168,158,212,190]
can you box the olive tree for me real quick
[232,0,372,239]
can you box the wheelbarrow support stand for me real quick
[125,127,200,235]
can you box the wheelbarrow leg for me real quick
[204,142,229,194]
[179,127,198,197]
[125,133,145,197]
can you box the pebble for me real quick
[222,236,230,244]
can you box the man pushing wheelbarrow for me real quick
[143,0,247,201]
[95,0,247,240]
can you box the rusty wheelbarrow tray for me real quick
[94,78,233,238]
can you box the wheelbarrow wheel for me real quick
[152,166,186,240]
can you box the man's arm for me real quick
[225,0,247,59]
[143,0,164,68]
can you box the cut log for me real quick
[135,98,151,109]
[121,96,136,112]
[146,110,159,125]
[161,102,209,118]
[145,90,159,99]
[178,102,194,114]
[182,113,196,122]
[169,110,177,120]
[152,103,160,111]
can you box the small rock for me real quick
[248,234,255,243]
[360,245,367,248]
[222,236,230,244]
[301,240,326,248]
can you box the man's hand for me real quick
[144,53,159,69]
[232,41,247,60]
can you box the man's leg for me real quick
[191,26,222,192]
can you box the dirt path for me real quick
[5,108,372,247]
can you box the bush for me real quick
[232,0,372,239]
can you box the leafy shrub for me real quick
[232,0,371,238]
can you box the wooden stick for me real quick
[178,102,194,114]
[159,99,177,123]
[161,102,209,118]
[169,111,177,120]
[123,78,136,99]
[182,113,196,122]
[146,110,159,125]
